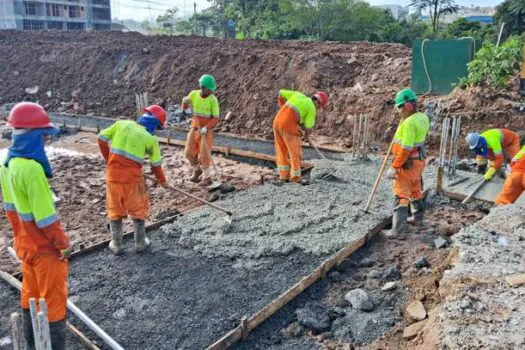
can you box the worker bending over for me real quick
[98,105,168,254]
[272,89,328,184]
[495,146,525,204]
[466,128,521,181]
[1,102,71,349]
[182,74,220,186]
[384,89,430,240]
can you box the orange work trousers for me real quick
[495,172,525,205]
[393,159,426,205]
[274,128,302,182]
[503,133,521,160]
[106,181,149,220]
[185,128,214,169]
[20,252,68,322]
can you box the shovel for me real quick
[308,139,337,179]
[144,175,233,224]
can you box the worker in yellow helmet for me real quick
[384,89,430,240]
[182,74,220,186]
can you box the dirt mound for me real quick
[0,31,410,145]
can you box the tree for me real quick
[156,7,178,35]
[410,0,459,34]
[494,0,525,37]
[175,20,194,35]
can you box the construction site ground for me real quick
[1,31,525,350]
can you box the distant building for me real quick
[0,0,112,31]
[464,16,493,24]
[376,4,409,21]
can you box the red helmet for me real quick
[7,102,54,129]
[313,91,329,109]
[144,105,167,127]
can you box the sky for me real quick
[112,0,504,22]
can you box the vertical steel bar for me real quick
[11,312,22,350]
[29,298,43,350]
[357,114,363,157]
[39,299,52,350]
[352,115,358,157]
[447,117,457,177]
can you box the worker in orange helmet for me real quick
[182,74,220,187]
[384,89,430,240]
[495,145,525,205]
[98,104,168,255]
[272,89,329,185]
[1,102,72,349]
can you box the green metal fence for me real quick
[412,39,479,95]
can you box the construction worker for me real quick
[384,89,430,240]
[466,128,521,181]
[272,89,329,184]
[182,74,220,186]
[98,105,168,254]
[1,102,71,349]
[495,146,525,204]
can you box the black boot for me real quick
[133,219,150,252]
[407,200,425,225]
[22,309,35,350]
[49,319,67,350]
[383,205,409,240]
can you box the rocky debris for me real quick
[381,282,397,292]
[295,304,331,333]
[358,257,375,268]
[403,320,427,339]
[406,300,427,321]
[344,288,374,311]
[382,265,402,281]
[415,256,430,268]
[367,269,381,279]
[328,270,342,282]
[434,237,448,249]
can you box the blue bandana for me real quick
[473,137,488,158]
[4,128,58,178]
[137,113,161,135]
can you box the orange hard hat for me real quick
[144,105,167,127]
[7,102,54,129]
[313,91,328,109]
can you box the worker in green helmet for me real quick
[383,88,430,240]
[182,74,220,186]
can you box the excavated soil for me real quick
[0,31,411,147]
[0,131,273,273]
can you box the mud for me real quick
[162,155,408,259]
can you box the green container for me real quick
[412,39,478,95]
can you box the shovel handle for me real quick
[308,140,328,160]
[362,139,395,213]
[144,175,232,216]
[461,178,486,204]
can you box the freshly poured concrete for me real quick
[444,170,525,204]
[163,155,435,259]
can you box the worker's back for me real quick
[99,120,161,183]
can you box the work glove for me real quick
[59,246,72,260]
[477,164,487,174]
[483,167,497,182]
[199,126,208,135]
[184,108,192,115]
[386,167,397,179]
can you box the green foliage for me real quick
[494,0,525,38]
[175,20,194,35]
[458,36,524,89]
[440,18,496,42]
[409,0,459,33]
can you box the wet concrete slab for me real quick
[444,170,525,204]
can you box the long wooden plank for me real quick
[206,217,391,350]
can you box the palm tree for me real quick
[410,0,459,34]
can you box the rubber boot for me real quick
[49,319,67,350]
[108,219,123,255]
[133,219,150,253]
[407,200,425,225]
[199,168,213,187]
[22,309,35,350]
[271,178,289,186]
[189,167,202,183]
[384,205,409,240]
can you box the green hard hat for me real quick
[198,74,217,91]
[395,88,417,108]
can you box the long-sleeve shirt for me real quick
[1,158,69,256]
[98,120,166,184]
